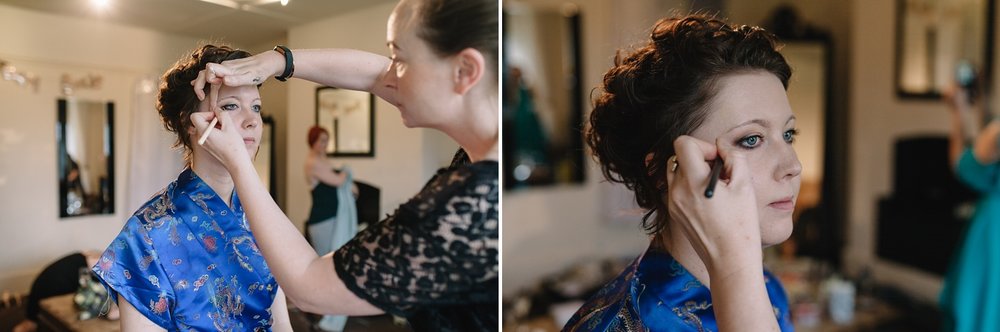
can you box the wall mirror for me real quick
[57,99,114,218]
[315,87,375,157]
[896,0,995,98]
[502,2,585,189]
[253,115,277,201]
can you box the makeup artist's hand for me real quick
[190,111,251,170]
[665,135,761,277]
[190,50,284,110]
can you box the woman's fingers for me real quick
[190,111,216,137]
[719,146,750,190]
[673,135,718,184]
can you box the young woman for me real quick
[564,15,801,331]
[303,125,356,331]
[92,45,292,332]
[189,0,498,331]
[940,83,1000,332]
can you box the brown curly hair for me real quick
[585,15,792,234]
[157,44,253,165]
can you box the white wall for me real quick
[0,3,202,292]
[284,2,457,231]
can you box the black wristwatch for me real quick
[273,45,294,82]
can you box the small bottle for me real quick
[826,275,856,324]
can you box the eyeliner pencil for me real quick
[704,159,723,198]
[197,117,219,146]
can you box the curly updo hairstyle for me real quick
[585,15,792,234]
[157,44,253,165]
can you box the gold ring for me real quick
[669,155,678,172]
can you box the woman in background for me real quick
[304,125,357,332]
[189,0,498,331]
[565,15,800,331]
[940,82,1000,332]
[92,44,291,331]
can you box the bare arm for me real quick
[193,49,397,109]
[944,87,979,168]
[311,158,348,187]
[269,288,293,332]
[118,295,166,332]
[973,121,1000,165]
[192,111,383,316]
[290,49,396,105]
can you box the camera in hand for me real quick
[956,60,979,100]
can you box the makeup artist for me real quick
[564,14,802,331]
[188,0,498,331]
[939,77,1000,332]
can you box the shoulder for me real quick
[563,258,642,331]
[434,161,498,198]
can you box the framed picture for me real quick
[315,87,375,157]
[895,0,995,98]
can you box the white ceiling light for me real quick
[92,0,110,11]
[197,0,294,21]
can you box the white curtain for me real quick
[125,76,183,214]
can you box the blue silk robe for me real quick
[564,245,793,331]
[93,168,279,331]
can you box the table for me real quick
[38,294,120,332]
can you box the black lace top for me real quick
[333,149,499,332]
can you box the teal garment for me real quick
[306,174,340,225]
[940,148,1000,332]
[306,167,357,332]
[511,82,549,165]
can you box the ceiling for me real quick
[0,0,397,46]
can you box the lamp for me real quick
[0,60,39,92]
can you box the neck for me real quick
[439,91,499,163]
[191,153,235,207]
[660,223,713,289]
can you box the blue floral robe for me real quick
[563,245,793,331]
[93,168,279,331]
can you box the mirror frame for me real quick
[57,98,115,218]
[894,0,996,99]
[314,87,376,157]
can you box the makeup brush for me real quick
[704,158,723,198]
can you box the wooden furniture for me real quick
[38,294,119,332]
